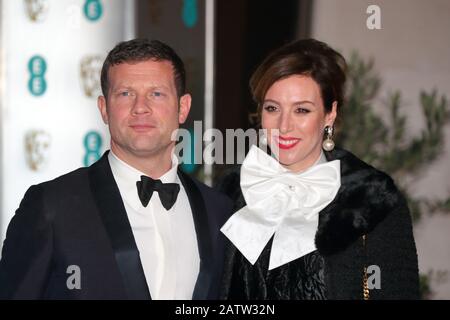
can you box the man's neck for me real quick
[110,146,173,179]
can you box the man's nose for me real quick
[131,94,152,115]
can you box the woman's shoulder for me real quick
[317,147,410,255]
[329,147,407,223]
[326,147,397,188]
[328,147,405,209]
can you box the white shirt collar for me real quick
[108,150,179,212]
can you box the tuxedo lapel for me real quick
[178,169,213,300]
[88,152,151,300]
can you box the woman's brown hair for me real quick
[250,39,347,123]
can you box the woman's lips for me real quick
[276,136,301,150]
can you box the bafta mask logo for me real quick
[25,130,51,171]
[80,55,103,98]
[25,0,49,22]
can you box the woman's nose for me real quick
[279,112,293,134]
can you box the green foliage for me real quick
[419,270,449,299]
[339,53,450,299]
[338,53,385,165]
[337,52,450,222]
[419,273,433,300]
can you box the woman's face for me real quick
[261,75,337,172]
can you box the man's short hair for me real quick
[100,38,186,98]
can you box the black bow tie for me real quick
[136,175,180,210]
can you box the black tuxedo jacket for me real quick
[0,152,233,299]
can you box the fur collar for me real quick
[315,147,402,256]
[216,147,403,257]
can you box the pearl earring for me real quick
[322,126,335,151]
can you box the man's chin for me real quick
[130,143,173,157]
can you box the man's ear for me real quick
[98,95,108,125]
[178,94,192,124]
[325,101,338,127]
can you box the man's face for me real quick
[98,59,191,163]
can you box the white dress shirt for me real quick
[108,151,200,299]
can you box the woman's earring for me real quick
[322,126,335,151]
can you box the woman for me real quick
[217,39,420,299]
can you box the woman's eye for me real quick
[263,105,277,112]
[295,107,310,113]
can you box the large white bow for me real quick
[221,145,341,270]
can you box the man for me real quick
[0,39,233,299]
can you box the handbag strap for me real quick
[362,234,370,300]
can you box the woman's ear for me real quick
[325,101,338,127]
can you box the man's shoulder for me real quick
[178,170,233,207]
[14,165,94,224]
[35,153,109,192]
[35,166,90,192]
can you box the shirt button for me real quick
[289,185,295,191]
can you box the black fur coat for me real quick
[216,147,420,300]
